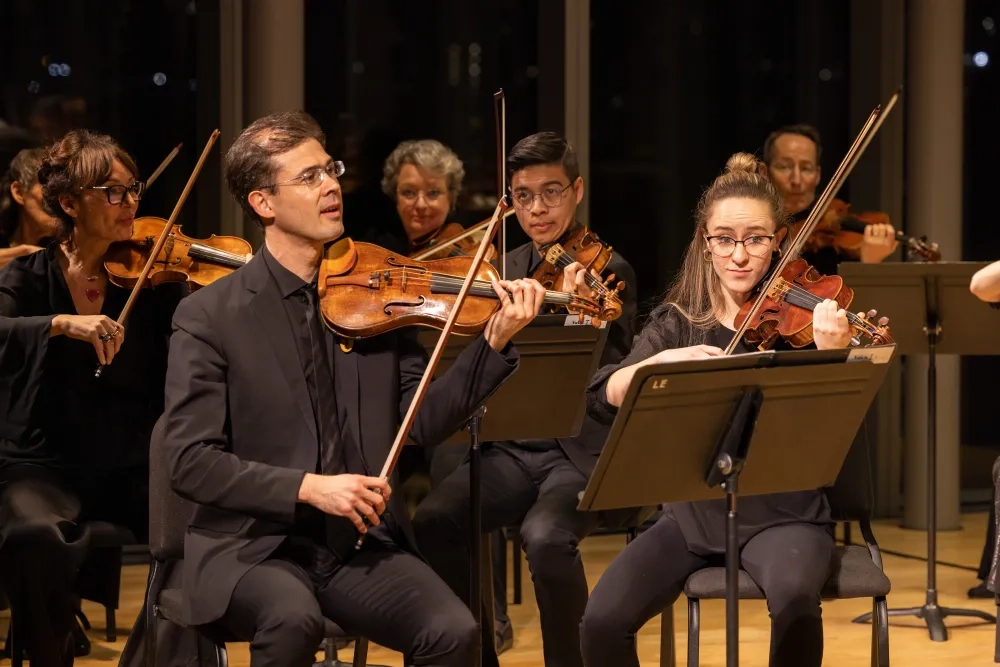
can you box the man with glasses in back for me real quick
[412,131,639,667]
[763,123,898,276]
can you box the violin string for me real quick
[334,271,585,304]
[774,281,880,334]
[550,251,611,295]
[355,268,581,296]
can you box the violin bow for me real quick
[495,89,508,280]
[724,88,900,355]
[145,142,183,190]
[94,129,220,377]
[359,90,513,546]
[409,209,516,261]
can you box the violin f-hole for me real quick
[384,296,425,316]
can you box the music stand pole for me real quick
[849,269,996,639]
[468,405,486,665]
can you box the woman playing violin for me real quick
[379,138,493,259]
[764,124,899,274]
[580,153,854,667]
[0,130,183,665]
[0,146,62,269]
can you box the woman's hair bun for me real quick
[724,152,762,175]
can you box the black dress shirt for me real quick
[262,246,360,585]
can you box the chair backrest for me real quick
[148,413,196,562]
[824,426,874,522]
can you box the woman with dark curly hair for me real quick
[0,129,184,666]
[0,146,61,269]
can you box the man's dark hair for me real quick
[762,124,823,165]
[224,110,326,227]
[506,131,580,186]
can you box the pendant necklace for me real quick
[85,275,100,302]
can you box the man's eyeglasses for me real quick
[264,161,345,190]
[86,181,145,205]
[511,183,573,210]
[705,235,775,258]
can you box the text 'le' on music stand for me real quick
[839,261,1000,640]
[417,313,610,664]
[577,345,896,667]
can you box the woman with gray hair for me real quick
[381,138,494,260]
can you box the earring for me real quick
[775,248,782,258]
[703,249,712,262]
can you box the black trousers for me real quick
[0,463,149,667]
[580,512,833,667]
[216,537,480,667]
[414,443,600,667]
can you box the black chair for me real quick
[659,433,891,667]
[143,415,381,667]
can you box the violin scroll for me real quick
[849,309,893,347]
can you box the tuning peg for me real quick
[878,316,889,326]
[603,273,617,286]
[850,336,861,347]
[866,309,877,319]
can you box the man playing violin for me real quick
[162,110,559,667]
[764,124,898,275]
[412,131,639,667]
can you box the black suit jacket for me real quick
[498,241,638,476]
[163,251,519,626]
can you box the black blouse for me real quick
[586,304,833,555]
[0,245,184,476]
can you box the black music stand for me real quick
[839,261,1000,640]
[577,345,896,667]
[416,313,610,664]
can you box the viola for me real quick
[318,238,610,342]
[104,216,250,291]
[726,90,902,354]
[533,225,625,314]
[791,197,940,261]
[409,211,516,262]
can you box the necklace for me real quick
[85,275,100,302]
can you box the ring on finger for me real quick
[99,333,112,342]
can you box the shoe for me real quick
[968,581,993,599]
[494,622,513,654]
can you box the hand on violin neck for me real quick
[483,278,545,351]
[811,299,852,350]
[859,222,899,263]
[559,261,598,299]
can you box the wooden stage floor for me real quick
[38,512,999,666]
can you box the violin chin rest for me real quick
[322,237,358,277]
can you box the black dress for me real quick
[0,244,183,666]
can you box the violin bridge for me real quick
[544,243,565,266]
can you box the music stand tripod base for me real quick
[839,262,999,641]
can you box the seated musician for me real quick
[162,109,557,666]
[580,153,853,667]
[764,123,898,275]
[0,130,179,665]
[413,131,639,667]
[378,138,488,258]
[0,146,62,269]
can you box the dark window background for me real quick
[589,1,851,313]
[0,0,205,234]
[961,0,999,452]
[304,0,541,248]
